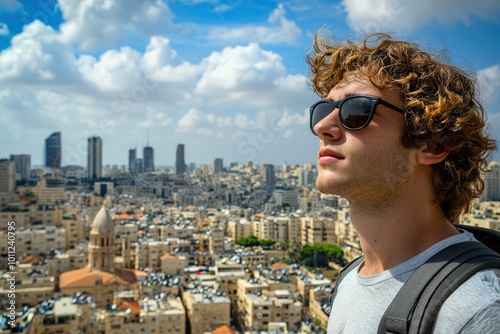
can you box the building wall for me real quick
[161,255,188,275]
[182,288,231,334]
[0,159,16,193]
[0,226,66,260]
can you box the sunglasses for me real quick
[310,95,405,135]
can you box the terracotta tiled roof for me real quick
[19,256,44,264]
[271,262,287,268]
[212,325,236,334]
[59,268,147,288]
[117,300,141,314]
[160,254,175,260]
[114,213,130,220]
[115,268,147,282]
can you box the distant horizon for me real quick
[1,1,500,167]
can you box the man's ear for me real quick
[416,143,448,165]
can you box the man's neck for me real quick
[348,195,458,276]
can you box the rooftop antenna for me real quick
[147,130,149,147]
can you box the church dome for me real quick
[90,205,114,235]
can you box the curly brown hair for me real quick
[306,32,497,222]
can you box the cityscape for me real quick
[2,1,500,333]
[0,131,499,333]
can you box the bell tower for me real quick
[88,203,115,272]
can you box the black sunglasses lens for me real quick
[341,97,373,129]
[311,101,335,131]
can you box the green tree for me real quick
[259,239,276,248]
[300,243,343,268]
[288,241,302,263]
[236,235,260,247]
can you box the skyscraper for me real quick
[483,161,500,201]
[263,164,276,186]
[128,148,137,175]
[176,144,185,174]
[45,132,61,169]
[136,159,143,174]
[213,158,223,174]
[88,136,103,180]
[10,154,31,181]
[143,146,154,173]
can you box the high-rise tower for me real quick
[176,144,185,174]
[128,148,137,175]
[213,158,223,174]
[45,132,61,169]
[88,136,103,180]
[10,154,31,181]
[143,146,154,173]
[483,161,500,201]
[263,164,276,186]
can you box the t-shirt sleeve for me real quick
[459,300,500,334]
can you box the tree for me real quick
[287,241,302,263]
[236,236,260,247]
[300,243,343,268]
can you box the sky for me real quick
[1,0,500,168]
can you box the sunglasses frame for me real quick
[310,95,405,135]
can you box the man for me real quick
[306,33,499,333]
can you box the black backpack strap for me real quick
[411,246,500,334]
[323,255,364,316]
[453,223,500,254]
[378,241,500,334]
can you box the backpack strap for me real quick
[378,241,500,334]
[323,255,364,316]
[453,223,500,254]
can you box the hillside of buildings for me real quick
[1,161,499,333]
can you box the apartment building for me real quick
[0,274,55,311]
[0,226,66,259]
[238,290,302,332]
[227,218,253,241]
[161,254,188,276]
[296,274,331,308]
[182,285,231,334]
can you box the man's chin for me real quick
[316,172,349,195]
[316,179,338,195]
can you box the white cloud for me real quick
[477,64,500,103]
[207,4,301,45]
[78,47,143,92]
[0,17,315,166]
[142,36,179,68]
[138,108,174,128]
[175,106,309,150]
[0,21,79,83]
[0,0,23,12]
[59,0,174,50]
[342,0,500,32]
[0,23,9,36]
[197,43,285,93]
[195,43,311,110]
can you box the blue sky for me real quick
[1,0,500,168]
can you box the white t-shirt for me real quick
[327,230,500,334]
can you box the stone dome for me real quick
[90,205,114,235]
